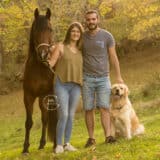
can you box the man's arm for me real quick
[108,46,124,83]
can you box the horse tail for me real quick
[47,110,57,142]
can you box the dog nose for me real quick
[115,89,119,95]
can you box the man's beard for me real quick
[87,23,97,31]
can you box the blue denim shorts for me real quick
[82,74,111,110]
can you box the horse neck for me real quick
[26,50,36,64]
[26,43,39,66]
[27,36,39,61]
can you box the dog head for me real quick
[111,83,129,99]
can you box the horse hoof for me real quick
[38,146,44,150]
[22,148,29,154]
[22,152,29,156]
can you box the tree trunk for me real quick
[0,41,3,74]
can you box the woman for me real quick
[48,22,83,154]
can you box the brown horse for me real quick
[22,8,57,153]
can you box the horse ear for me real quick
[46,8,51,20]
[34,8,39,19]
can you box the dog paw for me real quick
[126,136,132,140]
[126,134,132,139]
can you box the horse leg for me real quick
[38,96,48,149]
[22,92,35,153]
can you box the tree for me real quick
[0,0,37,74]
[0,0,159,77]
[101,0,160,41]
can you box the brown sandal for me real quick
[105,136,116,143]
[85,138,96,148]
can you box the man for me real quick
[82,10,123,147]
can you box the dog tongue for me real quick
[113,95,120,99]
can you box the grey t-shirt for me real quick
[82,29,115,76]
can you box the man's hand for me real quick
[116,77,124,84]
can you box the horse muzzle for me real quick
[36,43,51,62]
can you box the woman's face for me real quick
[70,26,81,42]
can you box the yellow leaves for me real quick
[88,0,98,5]
[90,146,96,152]
[156,152,160,158]
[6,5,22,19]
[120,0,159,20]
[87,146,96,154]
[82,146,97,160]
[92,155,97,160]
[108,0,160,41]
[99,1,112,17]
[129,16,160,40]
[82,155,97,160]
[0,1,37,54]
[115,152,121,159]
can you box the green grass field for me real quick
[0,92,160,160]
[0,48,160,160]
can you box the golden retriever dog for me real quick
[110,83,144,139]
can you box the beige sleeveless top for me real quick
[55,45,83,86]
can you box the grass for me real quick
[0,47,160,159]
[0,90,160,160]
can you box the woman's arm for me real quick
[48,43,63,67]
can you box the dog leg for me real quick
[124,118,132,139]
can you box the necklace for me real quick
[67,45,78,54]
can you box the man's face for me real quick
[85,13,98,31]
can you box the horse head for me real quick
[30,8,53,62]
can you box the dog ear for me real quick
[111,84,116,95]
[124,84,129,96]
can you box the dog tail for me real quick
[134,124,145,136]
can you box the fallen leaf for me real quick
[92,155,97,160]
[115,152,121,159]
[90,146,96,152]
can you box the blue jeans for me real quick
[82,74,111,110]
[54,77,81,145]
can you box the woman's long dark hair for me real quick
[63,22,84,49]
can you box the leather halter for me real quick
[36,43,50,51]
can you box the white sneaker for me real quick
[64,143,77,151]
[55,145,64,154]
